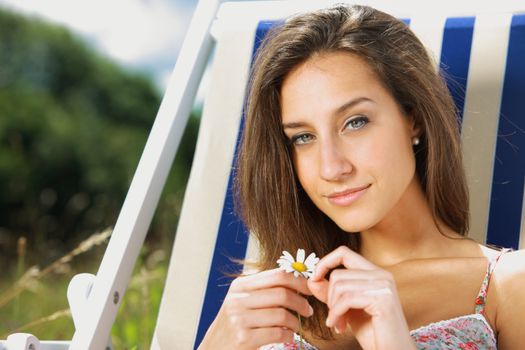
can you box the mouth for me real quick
[325,184,371,206]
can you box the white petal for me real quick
[285,266,295,273]
[282,251,295,262]
[302,271,312,279]
[304,252,318,268]
[293,270,301,278]
[277,258,291,266]
[277,264,287,271]
[296,249,305,263]
[277,262,292,272]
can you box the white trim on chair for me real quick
[152,18,258,350]
[461,13,512,244]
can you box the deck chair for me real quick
[1,0,524,349]
[152,2,525,349]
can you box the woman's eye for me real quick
[344,116,369,130]
[291,133,314,145]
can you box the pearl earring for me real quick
[412,136,420,146]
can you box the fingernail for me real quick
[334,326,341,334]
[308,304,314,316]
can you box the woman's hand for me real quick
[308,246,416,350]
[199,268,314,350]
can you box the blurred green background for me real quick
[0,7,200,348]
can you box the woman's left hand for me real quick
[308,246,416,350]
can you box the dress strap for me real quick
[474,248,511,314]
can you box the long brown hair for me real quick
[235,4,469,338]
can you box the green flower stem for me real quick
[296,288,303,350]
[298,312,303,350]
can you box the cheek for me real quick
[293,151,328,210]
[353,125,415,196]
[343,136,389,182]
[372,136,416,191]
[293,153,316,193]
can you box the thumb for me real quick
[307,278,329,304]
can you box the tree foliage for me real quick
[0,8,199,265]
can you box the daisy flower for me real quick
[277,249,319,279]
[276,249,319,350]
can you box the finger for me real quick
[307,278,329,304]
[308,268,392,305]
[311,246,376,281]
[328,267,391,284]
[232,308,301,332]
[245,327,295,349]
[231,268,312,295]
[232,287,314,318]
[333,318,348,334]
[326,287,395,327]
[328,278,390,309]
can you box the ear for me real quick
[407,113,421,138]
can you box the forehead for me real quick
[288,51,376,79]
[280,52,390,118]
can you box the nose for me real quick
[319,138,353,181]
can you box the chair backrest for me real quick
[152,2,525,349]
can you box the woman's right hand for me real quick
[198,268,314,350]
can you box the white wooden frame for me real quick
[1,0,222,348]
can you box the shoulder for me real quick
[494,249,525,282]
[492,249,525,348]
[493,249,525,302]
[492,248,525,295]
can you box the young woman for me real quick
[199,5,525,349]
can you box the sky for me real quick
[1,0,522,95]
[0,0,199,91]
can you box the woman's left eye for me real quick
[344,115,369,131]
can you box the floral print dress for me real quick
[259,249,510,350]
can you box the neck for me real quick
[358,177,462,267]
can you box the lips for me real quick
[326,184,371,206]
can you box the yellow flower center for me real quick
[292,261,307,272]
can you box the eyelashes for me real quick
[344,115,369,131]
[287,115,370,146]
[290,133,314,145]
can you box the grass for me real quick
[0,229,170,350]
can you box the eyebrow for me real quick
[282,97,373,130]
[335,96,373,115]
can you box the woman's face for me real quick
[280,51,419,232]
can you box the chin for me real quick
[331,214,376,233]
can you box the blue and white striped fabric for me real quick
[152,4,525,349]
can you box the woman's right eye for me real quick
[291,133,314,145]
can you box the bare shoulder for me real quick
[493,248,525,298]
[495,248,525,277]
[490,248,525,300]
[492,249,525,348]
